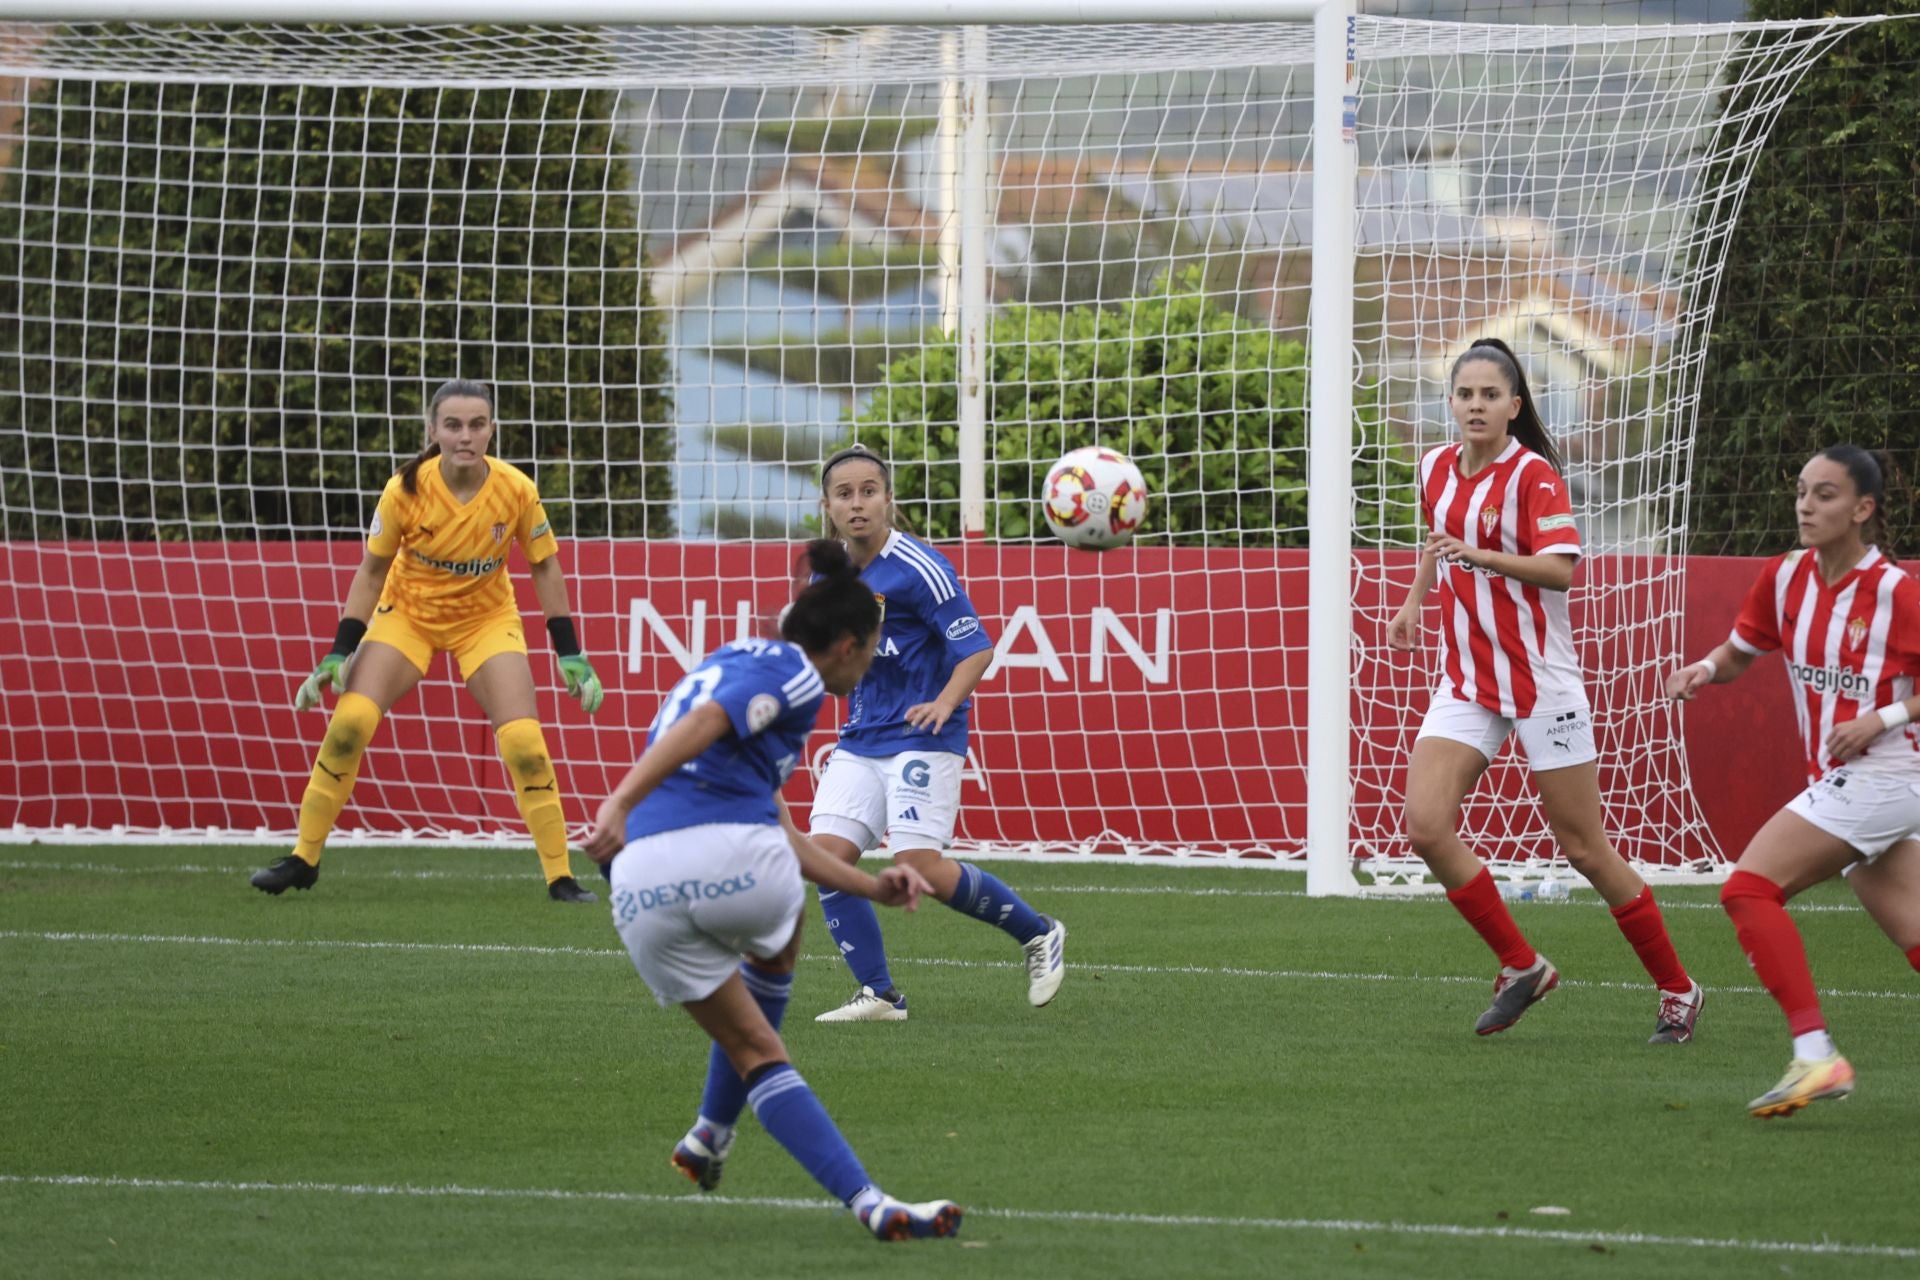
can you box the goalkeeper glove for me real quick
[294,617,367,711]
[295,653,348,711]
[547,617,603,714]
[558,654,604,714]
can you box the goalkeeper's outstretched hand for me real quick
[559,654,604,714]
[294,653,347,711]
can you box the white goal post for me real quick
[0,2,1876,892]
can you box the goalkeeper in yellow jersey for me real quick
[250,379,605,903]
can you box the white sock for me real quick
[850,1185,885,1218]
[1792,1030,1836,1061]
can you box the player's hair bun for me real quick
[783,538,882,652]
[801,537,856,581]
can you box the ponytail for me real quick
[1450,338,1564,475]
[783,538,883,653]
[401,378,495,495]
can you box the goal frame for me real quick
[29,0,1800,897]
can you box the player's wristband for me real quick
[1691,657,1718,681]
[1877,702,1914,732]
[546,616,582,657]
[330,617,368,656]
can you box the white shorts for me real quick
[609,823,805,1008]
[810,748,963,853]
[1416,697,1597,771]
[1786,766,1920,861]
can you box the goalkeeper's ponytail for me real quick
[402,379,496,494]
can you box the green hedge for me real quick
[1694,0,1920,554]
[847,268,1415,546]
[0,78,672,540]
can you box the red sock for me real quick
[1610,885,1691,993]
[1906,944,1920,974]
[1721,869,1825,1036]
[1445,868,1537,971]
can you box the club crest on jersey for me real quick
[492,522,507,544]
[1479,504,1500,537]
[1846,616,1868,650]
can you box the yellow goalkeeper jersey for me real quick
[367,455,558,627]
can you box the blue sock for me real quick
[947,862,1047,944]
[747,1063,871,1204]
[697,963,792,1130]
[818,887,897,994]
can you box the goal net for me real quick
[0,11,1865,875]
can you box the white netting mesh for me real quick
[0,15,1866,869]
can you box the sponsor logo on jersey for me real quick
[368,511,384,538]
[408,549,505,578]
[1480,504,1500,537]
[1846,616,1868,650]
[1537,514,1576,532]
[746,692,781,733]
[529,520,550,541]
[945,616,981,641]
[1789,660,1873,699]
[902,758,932,788]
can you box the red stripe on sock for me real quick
[1721,869,1825,1036]
[1906,943,1920,974]
[1610,885,1690,993]
[1445,868,1537,971]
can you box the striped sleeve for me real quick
[1731,555,1788,655]
[1516,460,1580,556]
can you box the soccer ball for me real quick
[1041,446,1149,551]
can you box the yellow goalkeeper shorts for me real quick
[364,603,528,681]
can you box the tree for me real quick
[847,266,1413,546]
[1693,1,1920,554]
[0,76,673,540]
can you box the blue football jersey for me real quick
[626,638,826,840]
[838,530,995,758]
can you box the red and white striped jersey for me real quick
[1730,547,1920,781]
[1418,439,1586,719]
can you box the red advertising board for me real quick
[0,541,1805,863]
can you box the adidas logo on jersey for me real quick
[897,806,920,822]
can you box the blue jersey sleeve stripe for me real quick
[893,538,957,604]
[783,671,824,706]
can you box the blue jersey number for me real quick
[653,667,724,736]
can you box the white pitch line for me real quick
[5,928,1917,1004]
[0,859,1862,913]
[0,1173,1913,1261]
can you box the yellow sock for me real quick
[291,692,383,865]
[497,717,572,883]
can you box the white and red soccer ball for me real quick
[1041,446,1149,551]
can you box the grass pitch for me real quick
[3,845,1917,1278]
